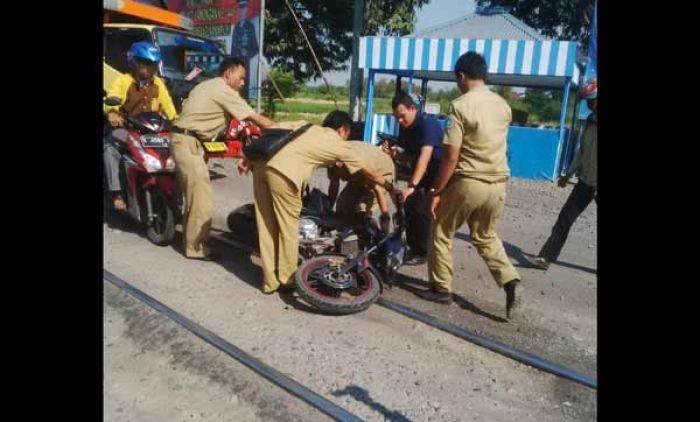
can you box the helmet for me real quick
[127,41,162,67]
[578,79,597,100]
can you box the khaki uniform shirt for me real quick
[175,77,255,139]
[266,125,374,192]
[567,116,597,187]
[443,85,511,183]
[327,142,395,183]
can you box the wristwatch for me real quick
[379,213,391,221]
[407,181,417,189]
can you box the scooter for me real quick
[104,97,181,246]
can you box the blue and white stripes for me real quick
[359,37,578,78]
[370,114,400,145]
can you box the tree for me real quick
[264,0,430,81]
[262,69,301,118]
[475,1,595,48]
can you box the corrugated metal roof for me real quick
[413,12,550,41]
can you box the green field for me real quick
[271,97,394,124]
[264,89,566,127]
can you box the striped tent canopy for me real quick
[359,37,579,88]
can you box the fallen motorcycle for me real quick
[227,188,407,314]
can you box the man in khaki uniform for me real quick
[241,111,396,294]
[423,52,522,319]
[328,141,396,230]
[171,57,275,259]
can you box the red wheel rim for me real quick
[300,257,374,302]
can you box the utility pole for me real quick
[348,0,365,121]
[257,0,266,113]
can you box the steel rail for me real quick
[104,269,363,422]
[376,298,597,389]
[209,233,597,389]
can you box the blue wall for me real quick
[507,126,565,180]
[369,113,566,181]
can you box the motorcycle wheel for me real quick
[295,254,381,315]
[227,204,258,245]
[146,188,175,246]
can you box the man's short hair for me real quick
[322,110,353,130]
[391,90,419,110]
[454,52,487,80]
[218,56,246,76]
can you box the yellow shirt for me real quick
[443,85,511,183]
[104,73,178,120]
[265,125,375,192]
[175,77,256,139]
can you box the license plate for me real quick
[140,135,170,148]
[203,141,228,153]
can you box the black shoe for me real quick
[504,280,522,320]
[404,252,427,266]
[416,288,453,304]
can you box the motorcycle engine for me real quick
[299,218,319,240]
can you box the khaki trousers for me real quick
[253,166,302,293]
[335,181,376,222]
[428,176,520,291]
[171,133,212,258]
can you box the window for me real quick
[103,28,152,73]
[154,29,224,79]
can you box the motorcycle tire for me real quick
[295,254,381,315]
[226,204,259,245]
[146,189,176,246]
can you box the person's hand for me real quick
[430,194,441,220]
[557,176,569,188]
[108,112,124,127]
[399,186,415,201]
[237,157,251,175]
[380,142,396,158]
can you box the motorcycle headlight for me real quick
[142,153,163,172]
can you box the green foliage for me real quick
[475,0,595,47]
[264,0,430,81]
[262,69,301,118]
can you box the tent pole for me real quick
[554,80,572,178]
[363,70,376,143]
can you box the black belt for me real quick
[171,126,202,139]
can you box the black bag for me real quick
[242,123,313,161]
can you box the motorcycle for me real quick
[103,97,181,246]
[227,186,408,314]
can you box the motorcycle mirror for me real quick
[104,96,122,106]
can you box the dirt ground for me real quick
[103,157,597,421]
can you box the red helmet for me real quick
[578,79,597,100]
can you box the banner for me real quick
[166,0,262,99]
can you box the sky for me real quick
[310,0,476,87]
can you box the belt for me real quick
[171,126,203,139]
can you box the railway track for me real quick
[104,269,363,421]
[209,232,597,390]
